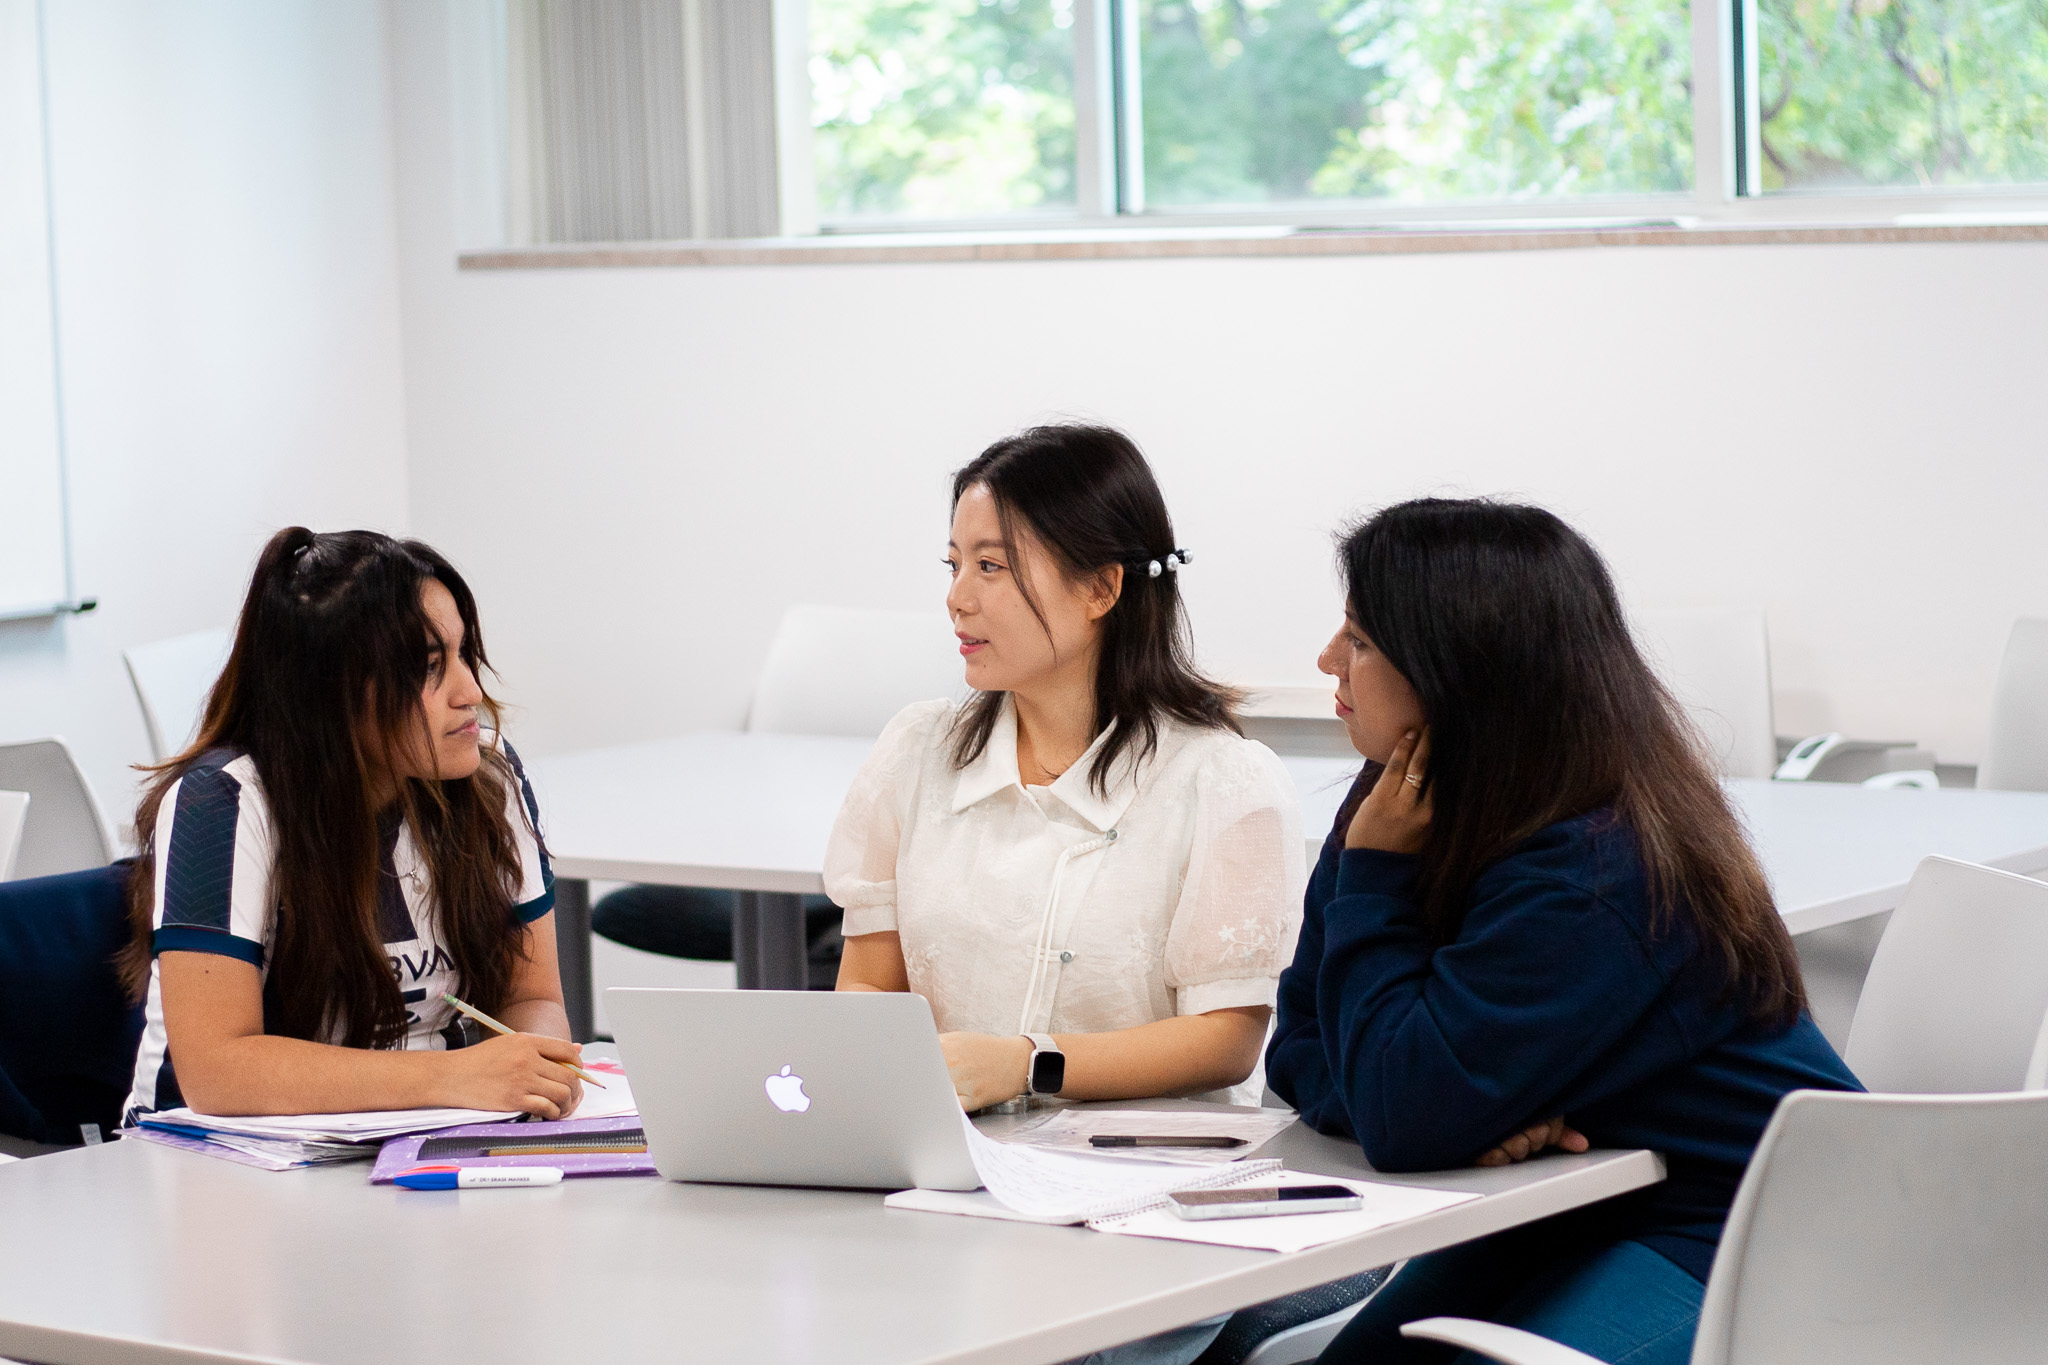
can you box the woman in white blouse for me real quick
[828,424,1305,1112]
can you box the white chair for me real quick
[591,605,964,1003]
[1403,1089,2048,1365]
[1980,617,2048,792]
[1771,732,1935,784]
[0,739,113,880]
[0,791,28,882]
[1238,1293,1385,1365]
[1633,609,1776,780]
[122,626,232,762]
[746,604,963,736]
[1842,855,2048,1093]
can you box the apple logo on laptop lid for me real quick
[765,1065,811,1113]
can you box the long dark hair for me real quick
[1338,498,1805,1023]
[950,424,1240,792]
[120,528,532,1048]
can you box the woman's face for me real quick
[945,483,1120,696]
[1319,609,1427,764]
[395,578,485,783]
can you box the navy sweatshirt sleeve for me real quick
[1265,833,1354,1138]
[1286,838,1696,1169]
[1267,809,1862,1264]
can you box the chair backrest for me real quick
[122,626,232,762]
[1692,1089,2048,1365]
[747,605,964,737]
[0,740,113,880]
[1843,856,2048,1093]
[1634,609,1776,779]
[1980,617,2048,792]
[0,862,146,1145]
[0,791,28,882]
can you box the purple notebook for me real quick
[370,1114,657,1183]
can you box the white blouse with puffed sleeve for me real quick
[824,694,1307,1105]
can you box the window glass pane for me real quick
[1757,0,2048,191]
[1139,0,1694,209]
[811,0,1076,221]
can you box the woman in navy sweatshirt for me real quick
[1266,498,1860,1364]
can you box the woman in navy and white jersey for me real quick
[119,527,585,1123]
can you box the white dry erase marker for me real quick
[394,1165,564,1191]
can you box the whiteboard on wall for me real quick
[0,0,72,621]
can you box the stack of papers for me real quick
[132,1106,524,1171]
[885,1113,1286,1224]
[128,1062,639,1172]
[887,1111,1481,1251]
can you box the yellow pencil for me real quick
[441,992,607,1089]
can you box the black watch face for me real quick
[1031,1048,1065,1095]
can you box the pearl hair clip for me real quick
[1146,548,1193,578]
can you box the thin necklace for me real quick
[1021,736,1072,784]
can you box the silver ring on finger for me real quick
[1404,773,1423,787]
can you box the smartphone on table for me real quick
[1166,1184,1363,1220]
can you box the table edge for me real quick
[549,858,829,894]
[907,1148,1667,1365]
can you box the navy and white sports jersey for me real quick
[123,738,555,1122]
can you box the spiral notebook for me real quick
[369,1115,656,1182]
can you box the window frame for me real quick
[794,0,2048,236]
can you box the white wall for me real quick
[389,1,2043,772]
[0,0,409,830]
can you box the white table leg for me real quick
[733,891,808,991]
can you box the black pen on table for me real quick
[1089,1135,1247,1149]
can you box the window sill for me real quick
[458,219,2048,269]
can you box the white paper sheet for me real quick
[569,1063,638,1120]
[918,1114,1283,1222]
[1089,1171,1481,1253]
[882,1187,1092,1225]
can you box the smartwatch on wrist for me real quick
[1023,1033,1066,1097]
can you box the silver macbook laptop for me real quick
[605,987,981,1190]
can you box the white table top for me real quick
[1279,761,2048,934]
[531,731,878,894]
[0,1105,1660,1365]
[528,734,2048,932]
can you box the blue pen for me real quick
[139,1120,219,1141]
[394,1165,564,1190]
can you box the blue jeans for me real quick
[1322,1230,1703,1365]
